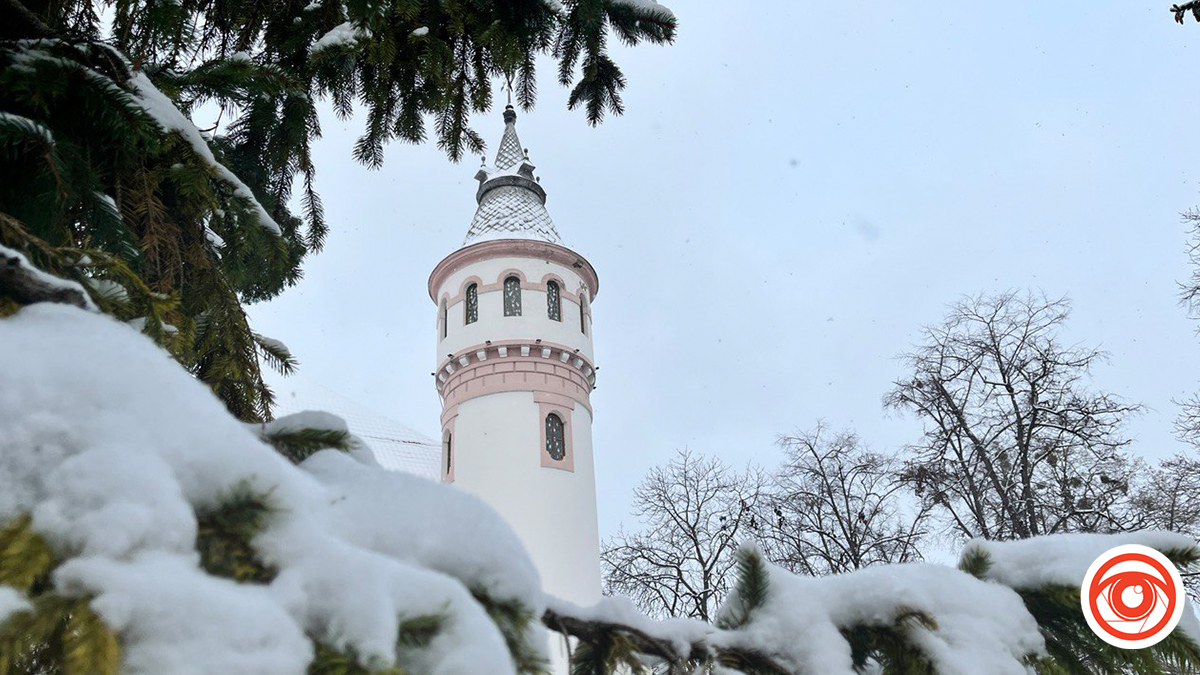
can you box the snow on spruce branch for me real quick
[0,304,538,675]
[1,298,1199,675]
[0,242,96,310]
[311,22,370,54]
[609,0,675,21]
[128,73,282,235]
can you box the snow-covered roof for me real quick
[266,372,441,480]
[462,106,562,246]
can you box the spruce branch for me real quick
[0,244,94,310]
[1172,1,1200,23]
[714,545,769,631]
[0,515,54,594]
[195,482,278,583]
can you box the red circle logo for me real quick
[1081,544,1185,649]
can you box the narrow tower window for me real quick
[443,432,453,476]
[440,300,448,338]
[579,294,587,334]
[465,283,478,325]
[503,276,522,316]
[545,413,565,461]
[546,280,561,321]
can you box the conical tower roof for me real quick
[462,105,562,246]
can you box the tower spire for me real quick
[462,105,561,246]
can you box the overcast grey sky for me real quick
[249,0,1200,538]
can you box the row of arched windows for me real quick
[442,277,588,335]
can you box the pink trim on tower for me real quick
[428,239,600,302]
[457,275,486,298]
[439,351,594,415]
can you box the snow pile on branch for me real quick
[4,298,1199,675]
[964,531,1200,642]
[0,243,96,310]
[610,0,675,21]
[312,22,369,53]
[963,530,1199,590]
[127,73,282,235]
[0,304,542,675]
[546,595,712,659]
[0,588,29,624]
[716,550,1044,675]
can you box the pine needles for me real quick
[715,545,769,631]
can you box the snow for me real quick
[303,0,322,9]
[265,370,441,479]
[714,547,1044,675]
[301,452,543,610]
[0,303,543,675]
[547,595,709,658]
[964,531,1200,645]
[0,242,97,310]
[94,190,118,213]
[0,111,53,143]
[411,26,429,37]
[312,22,368,53]
[56,553,312,675]
[0,586,30,623]
[610,0,675,21]
[84,277,129,303]
[204,226,226,249]
[962,530,1199,590]
[255,334,291,356]
[128,73,281,235]
[228,51,252,63]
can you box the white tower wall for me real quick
[427,106,605,674]
[430,241,602,609]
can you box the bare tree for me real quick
[1175,215,1200,447]
[601,451,767,620]
[762,423,929,576]
[1133,453,1200,538]
[884,291,1142,541]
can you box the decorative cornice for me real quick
[434,341,596,414]
[436,341,596,388]
[476,174,546,204]
[428,239,600,302]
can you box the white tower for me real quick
[428,105,603,609]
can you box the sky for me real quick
[249,0,1200,539]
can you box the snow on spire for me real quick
[462,105,562,246]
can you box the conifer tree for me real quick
[0,0,676,420]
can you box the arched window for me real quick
[503,276,522,316]
[545,413,565,461]
[579,294,587,334]
[546,280,561,321]
[465,283,478,325]
[440,300,447,338]
[443,432,453,476]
